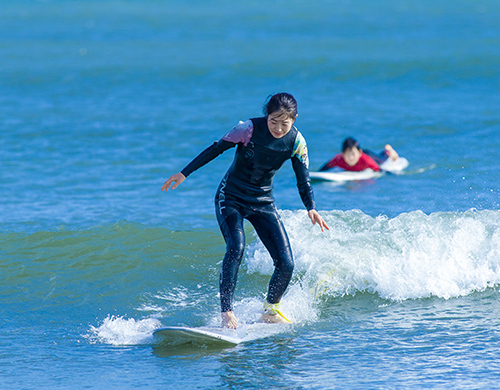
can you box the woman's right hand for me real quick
[161,172,186,192]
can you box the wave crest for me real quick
[246,209,500,301]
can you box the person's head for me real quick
[263,92,298,139]
[341,137,362,166]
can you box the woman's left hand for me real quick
[308,210,330,232]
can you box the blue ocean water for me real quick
[1,0,500,388]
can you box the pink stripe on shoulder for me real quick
[222,120,254,146]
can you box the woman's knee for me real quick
[224,228,245,262]
[226,239,245,261]
[278,253,294,279]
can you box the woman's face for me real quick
[342,147,361,166]
[267,111,296,139]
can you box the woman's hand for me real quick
[308,209,330,232]
[161,172,186,192]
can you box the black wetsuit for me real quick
[181,117,316,312]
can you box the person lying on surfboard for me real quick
[318,137,399,172]
[161,93,329,329]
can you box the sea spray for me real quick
[246,209,500,303]
[86,315,161,346]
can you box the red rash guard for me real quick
[323,152,380,172]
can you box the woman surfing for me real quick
[162,93,329,329]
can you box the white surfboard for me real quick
[380,157,409,173]
[310,157,409,183]
[154,322,289,348]
[154,326,242,346]
[309,169,383,182]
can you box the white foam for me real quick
[246,209,500,304]
[85,315,161,346]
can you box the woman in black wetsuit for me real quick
[162,93,329,329]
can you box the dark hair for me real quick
[262,92,298,119]
[342,137,360,152]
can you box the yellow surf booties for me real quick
[262,301,291,324]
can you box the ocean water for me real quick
[1,0,500,388]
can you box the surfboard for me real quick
[379,157,409,173]
[154,326,242,346]
[154,322,290,348]
[309,169,383,182]
[310,157,409,183]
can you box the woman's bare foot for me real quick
[385,144,399,161]
[221,311,238,329]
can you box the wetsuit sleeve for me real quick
[180,120,253,178]
[180,139,235,178]
[318,162,330,171]
[221,120,253,146]
[291,132,316,211]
